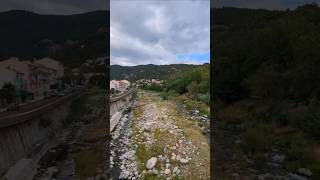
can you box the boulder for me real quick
[146,157,157,169]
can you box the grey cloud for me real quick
[111,0,210,66]
[0,0,108,14]
[212,0,320,9]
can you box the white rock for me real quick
[166,163,170,168]
[173,166,179,173]
[180,158,188,164]
[146,157,157,169]
[165,169,171,175]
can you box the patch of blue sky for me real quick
[176,52,210,64]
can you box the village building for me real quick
[0,57,64,101]
[110,80,130,95]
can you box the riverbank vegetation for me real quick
[213,4,320,178]
[143,64,210,117]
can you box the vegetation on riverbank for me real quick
[213,4,320,178]
[143,64,210,117]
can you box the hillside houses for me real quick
[135,79,163,88]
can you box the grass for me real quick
[73,146,104,179]
[136,144,151,171]
[174,94,210,117]
[143,175,166,180]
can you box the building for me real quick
[110,80,130,95]
[0,58,28,91]
[37,57,64,78]
[0,57,64,100]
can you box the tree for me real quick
[1,83,16,104]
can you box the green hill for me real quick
[0,10,109,68]
[110,64,204,81]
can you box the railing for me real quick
[110,88,135,103]
[0,90,83,128]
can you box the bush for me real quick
[199,94,210,105]
[159,92,168,100]
[304,104,320,140]
[242,127,269,155]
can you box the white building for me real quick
[110,80,130,94]
[37,57,64,78]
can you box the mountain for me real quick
[0,10,109,68]
[110,64,205,82]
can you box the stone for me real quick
[173,167,179,173]
[47,166,59,173]
[297,168,312,177]
[166,163,170,168]
[119,170,129,179]
[165,169,171,175]
[176,155,181,161]
[146,157,157,169]
[288,173,308,180]
[180,158,188,164]
[152,169,159,175]
[272,154,285,163]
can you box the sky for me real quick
[110,0,210,66]
[212,0,320,10]
[0,0,108,15]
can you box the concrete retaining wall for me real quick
[0,92,81,177]
[110,89,134,131]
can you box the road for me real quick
[0,90,83,127]
[0,97,60,119]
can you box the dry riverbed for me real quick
[34,88,107,180]
[111,90,210,180]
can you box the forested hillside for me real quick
[213,3,320,179]
[0,10,108,68]
[110,64,200,81]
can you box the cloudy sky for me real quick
[111,0,210,66]
[0,0,108,14]
[212,0,320,9]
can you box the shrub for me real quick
[242,127,269,155]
